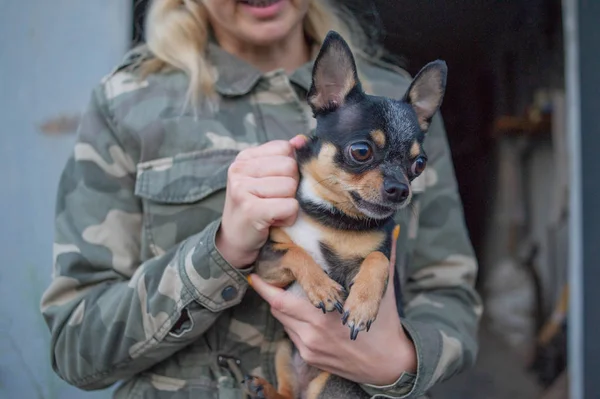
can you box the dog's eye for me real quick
[349,143,373,162]
[411,156,427,176]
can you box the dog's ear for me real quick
[307,30,362,115]
[403,60,448,132]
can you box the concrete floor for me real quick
[429,323,543,399]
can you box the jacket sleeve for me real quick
[40,82,251,390]
[360,113,483,398]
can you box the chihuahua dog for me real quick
[245,31,447,399]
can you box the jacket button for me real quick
[221,286,238,301]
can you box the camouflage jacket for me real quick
[41,40,482,399]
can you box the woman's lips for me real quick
[238,0,283,7]
[238,0,286,19]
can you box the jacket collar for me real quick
[205,38,316,96]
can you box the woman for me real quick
[40,0,482,398]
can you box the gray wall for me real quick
[0,2,131,397]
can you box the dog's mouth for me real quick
[349,191,397,219]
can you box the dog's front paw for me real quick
[304,275,346,314]
[341,291,380,340]
[341,252,389,340]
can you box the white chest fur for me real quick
[281,210,329,274]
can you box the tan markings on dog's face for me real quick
[343,168,385,205]
[302,142,390,217]
[302,143,363,218]
[370,129,386,148]
[410,141,421,158]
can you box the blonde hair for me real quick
[139,0,374,111]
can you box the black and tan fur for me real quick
[245,31,448,399]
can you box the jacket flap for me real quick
[135,149,238,203]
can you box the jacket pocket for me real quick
[134,149,238,257]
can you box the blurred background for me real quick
[1,0,596,398]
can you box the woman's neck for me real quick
[212,25,311,74]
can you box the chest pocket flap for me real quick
[134,149,239,257]
[135,149,239,204]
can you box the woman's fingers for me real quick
[235,140,295,160]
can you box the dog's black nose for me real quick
[383,180,410,203]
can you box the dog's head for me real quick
[297,31,447,220]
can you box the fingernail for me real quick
[393,225,400,241]
[292,134,309,143]
[247,275,253,287]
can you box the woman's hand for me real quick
[216,135,308,269]
[249,227,417,386]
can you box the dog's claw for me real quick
[350,325,359,340]
[342,304,378,340]
[316,301,326,314]
[334,301,344,314]
[342,311,349,325]
[305,278,345,313]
